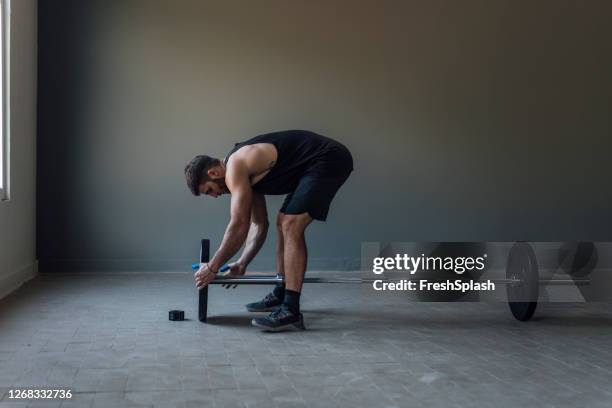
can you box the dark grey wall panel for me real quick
[37,0,612,272]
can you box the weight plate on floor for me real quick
[506,242,539,321]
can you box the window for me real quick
[0,0,7,200]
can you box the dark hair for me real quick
[184,155,221,196]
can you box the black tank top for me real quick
[224,130,348,195]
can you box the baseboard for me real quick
[38,257,362,273]
[0,260,38,299]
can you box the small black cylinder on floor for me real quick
[169,310,185,321]
[198,239,210,322]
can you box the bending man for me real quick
[185,130,353,331]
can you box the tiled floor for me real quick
[0,273,611,407]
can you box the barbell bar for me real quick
[191,272,589,286]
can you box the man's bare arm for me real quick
[236,193,269,268]
[207,162,253,273]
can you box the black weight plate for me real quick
[506,242,539,321]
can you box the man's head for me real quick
[184,155,229,198]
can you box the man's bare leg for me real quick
[252,212,311,330]
[245,213,291,312]
[280,213,312,292]
[276,213,285,277]
[251,212,312,331]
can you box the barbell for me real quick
[195,240,591,323]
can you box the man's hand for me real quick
[194,263,216,289]
[221,262,247,289]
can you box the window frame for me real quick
[0,0,9,201]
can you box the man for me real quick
[185,129,353,331]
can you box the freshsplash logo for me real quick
[372,253,488,275]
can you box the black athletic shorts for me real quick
[280,146,353,221]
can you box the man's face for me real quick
[199,179,229,198]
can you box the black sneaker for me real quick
[245,292,283,312]
[251,305,305,332]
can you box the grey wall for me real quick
[37,0,612,272]
[0,0,38,296]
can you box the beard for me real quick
[212,178,229,194]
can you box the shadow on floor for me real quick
[200,305,612,331]
[205,313,326,333]
[205,315,253,326]
[302,306,612,329]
